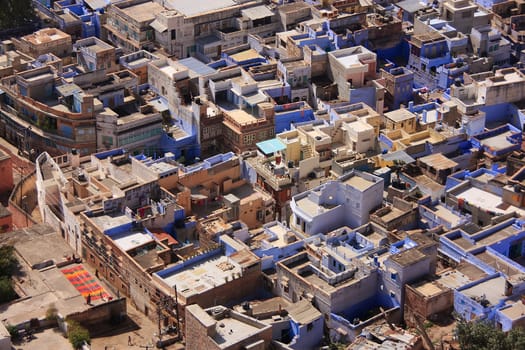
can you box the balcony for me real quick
[248,157,292,190]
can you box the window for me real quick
[243,133,256,145]
[391,272,397,281]
[307,323,313,332]
[171,29,176,40]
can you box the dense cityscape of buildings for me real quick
[2,0,525,349]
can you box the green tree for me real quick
[507,326,525,350]
[0,0,35,30]
[67,320,90,349]
[456,318,525,350]
[0,246,18,303]
[0,277,17,303]
[0,246,18,277]
[5,324,19,340]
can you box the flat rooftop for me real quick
[148,161,178,174]
[15,232,75,268]
[476,225,517,246]
[117,111,161,125]
[478,130,516,151]
[226,109,258,124]
[295,196,337,218]
[159,255,243,298]
[460,276,507,306]
[485,69,525,86]
[329,46,374,68]
[375,206,406,224]
[419,153,458,170]
[229,49,262,62]
[165,0,237,17]
[434,205,463,227]
[389,248,427,267]
[281,253,361,293]
[385,108,416,122]
[22,28,70,45]
[412,280,449,298]
[121,1,164,23]
[344,174,375,191]
[84,41,113,53]
[287,299,322,325]
[456,186,525,216]
[499,301,525,321]
[474,250,521,277]
[110,230,155,252]
[250,223,299,249]
[437,267,484,290]
[90,213,133,232]
[212,314,263,347]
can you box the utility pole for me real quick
[156,294,173,345]
[157,296,165,344]
[174,285,181,340]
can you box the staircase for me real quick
[204,85,214,103]
[301,143,313,160]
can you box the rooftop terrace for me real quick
[156,254,243,298]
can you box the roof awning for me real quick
[150,19,167,33]
[256,138,286,156]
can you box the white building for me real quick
[290,170,383,235]
[343,119,375,153]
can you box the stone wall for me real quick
[67,298,127,328]
[8,170,38,228]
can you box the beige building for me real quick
[384,108,417,133]
[0,41,33,79]
[15,28,72,59]
[449,68,525,114]
[185,304,272,350]
[104,0,164,53]
[441,0,492,34]
[327,46,377,101]
[134,152,275,229]
[153,1,275,59]
[73,37,119,73]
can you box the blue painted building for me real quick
[249,221,306,271]
[437,60,470,89]
[274,101,315,133]
[380,66,414,111]
[286,300,324,350]
[408,31,452,89]
[470,124,522,159]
